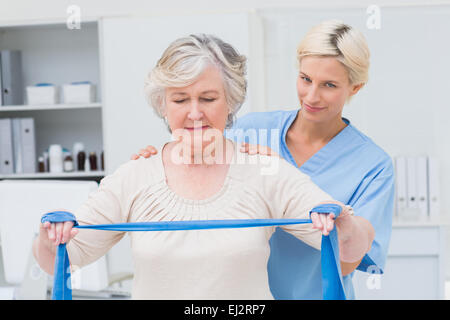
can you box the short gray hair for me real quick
[144,34,247,128]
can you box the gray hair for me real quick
[144,34,247,128]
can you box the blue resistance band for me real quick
[41,203,346,300]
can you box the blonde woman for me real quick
[133,21,394,300]
[34,33,374,300]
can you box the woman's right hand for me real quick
[39,219,78,251]
[131,145,158,160]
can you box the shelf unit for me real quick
[0,171,105,179]
[0,102,101,112]
[0,21,104,181]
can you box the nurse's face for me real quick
[297,56,363,123]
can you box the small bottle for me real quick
[63,154,74,172]
[89,152,98,171]
[77,151,86,171]
[43,151,49,172]
[72,142,85,171]
[85,157,90,172]
[38,157,45,173]
[49,144,63,173]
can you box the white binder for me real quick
[0,52,3,106]
[11,118,23,173]
[394,156,408,220]
[405,156,421,221]
[415,156,429,221]
[0,118,14,174]
[19,118,36,173]
[427,157,441,222]
[0,50,24,106]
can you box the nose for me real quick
[187,100,204,121]
[305,84,321,105]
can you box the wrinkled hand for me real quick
[310,201,349,236]
[39,210,79,252]
[131,145,158,160]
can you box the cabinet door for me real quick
[99,13,257,173]
[353,226,445,299]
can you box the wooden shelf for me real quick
[0,103,101,112]
[0,171,105,179]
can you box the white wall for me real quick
[1,0,450,24]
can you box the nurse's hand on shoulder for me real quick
[131,145,158,160]
[310,201,350,236]
[130,142,279,160]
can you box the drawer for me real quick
[388,226,441,256]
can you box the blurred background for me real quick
[0,0,448,299]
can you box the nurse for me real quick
[132,20,394,299]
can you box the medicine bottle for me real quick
[89,152,98,171]
[64,154,74,172]
[77,151,86,171]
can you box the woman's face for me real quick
[165,65,229,153]
[297,56,363,123]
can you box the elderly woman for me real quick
[33,34,374,300]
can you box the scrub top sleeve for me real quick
[352,164,395,274]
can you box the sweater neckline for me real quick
[155,141,238,207]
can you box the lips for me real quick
[303,103,325,112]
[185,125,210,131]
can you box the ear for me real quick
[349,83,364,97]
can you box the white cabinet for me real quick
[353,224,447,299]
[0,21,105,180]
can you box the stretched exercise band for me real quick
[41,203,346,300]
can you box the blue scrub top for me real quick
[224,109,395,300]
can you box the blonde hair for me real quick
[297,20,370,87]
[144,34,247,127]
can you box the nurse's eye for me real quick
[173,99,187,104]
[301,76,312,83]
[325,82,336,88]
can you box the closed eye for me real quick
[201,98,216,102]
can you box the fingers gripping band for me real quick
[41,203,345,300]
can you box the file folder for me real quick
[405,156,421,221]
[11,118,23,173]
[0,118,14,174]
[0,53,3,106]
[427,157,440,222]
[394,156,408,219]
[416,156,428,221]
[0,50,24,106]
[20,118,36,173]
